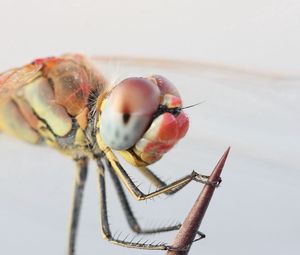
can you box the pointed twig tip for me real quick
[222,146,231,162]
[226,146,231,153]
[210,146,231,179]
[166,147,231,255]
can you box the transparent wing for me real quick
[91,55,300,81]
[0,62,43,102]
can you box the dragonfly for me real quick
[0,54,222,254]
[2,54,299,255]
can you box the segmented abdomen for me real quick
[0,55,107,153]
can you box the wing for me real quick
[0,62,43,103]
[91,55,300,81]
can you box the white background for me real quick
[0,1,299,255]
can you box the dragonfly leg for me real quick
[97,159,189,251]
[105,159,205,239]
[137,166,194,195]
[104,149,221,201]
[66,157,88,255]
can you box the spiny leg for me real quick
[107,160,205,239]
[137,166,201,195]
[66,157,88,255]
[104,149,220,201]
[136,166,167,188]
[106,159,196,236]
[97,158,176,250]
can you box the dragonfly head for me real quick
[98,75,189,166]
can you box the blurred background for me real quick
[0,1,299,255]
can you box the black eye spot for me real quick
[124,135,129,141]
[123,113,130,124]
[115,130,120,138]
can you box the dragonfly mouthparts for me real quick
[152,104,182,119]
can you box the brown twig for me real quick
[167,147,230,255]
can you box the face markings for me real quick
[123,134,129,141]
[122,113,130,124]
[100,115,133,149]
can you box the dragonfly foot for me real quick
[192,171,222,187]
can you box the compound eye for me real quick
[100,77,160,150]
[149,75,180,97]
